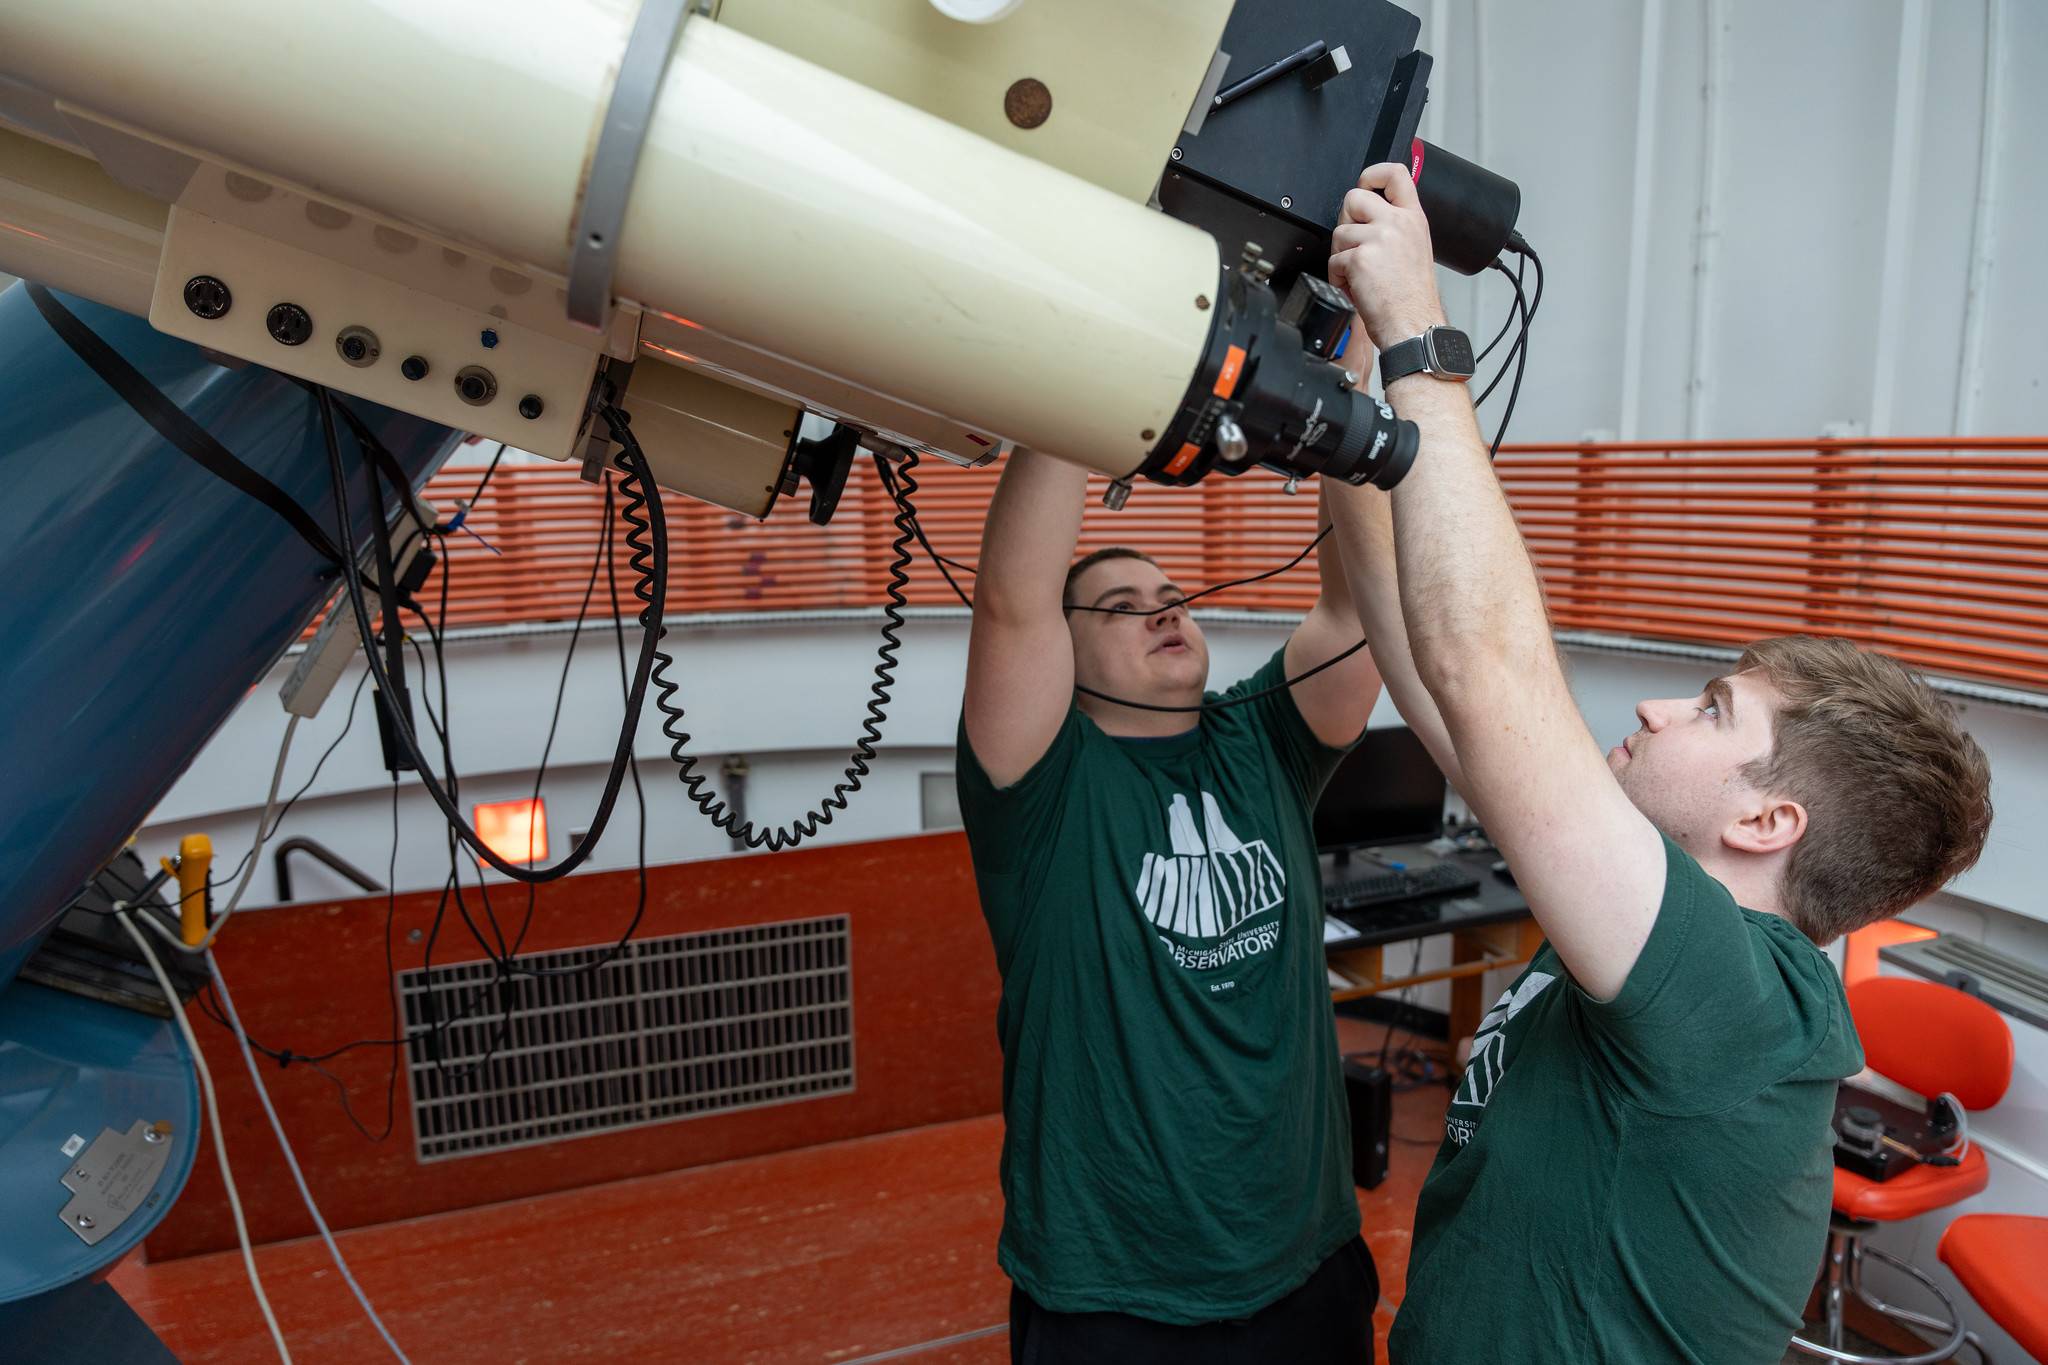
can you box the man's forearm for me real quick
[1323,476,1467,794]
[1382,373,1554,715]
[976,448,1089,620]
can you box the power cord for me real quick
[1478,234,1543,461]
[318,388,661,883]
[613,409,913,851]
[207,951,412,1362]
[118,914,293,1364]
[872,457,1374,717]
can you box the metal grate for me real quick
[1882,935,2048,1032]
[399,915,854,1161]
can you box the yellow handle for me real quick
[165,834,212,947]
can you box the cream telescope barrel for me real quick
[0,0,1219,478]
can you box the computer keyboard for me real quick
[1325,861,1481,912]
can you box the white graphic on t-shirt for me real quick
[1133,792,1287,941]
[1448,971,1558,1135]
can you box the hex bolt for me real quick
[183,275,231,320]
[266,303,313,346]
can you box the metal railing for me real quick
[396,437,2048,694]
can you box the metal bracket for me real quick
[567,0,692,330]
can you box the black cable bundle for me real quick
[608,408,916,852]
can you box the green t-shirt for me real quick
[1391,835,1864,1364]
[955,648,1362,1324]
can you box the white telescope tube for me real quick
[0,0,1220,476]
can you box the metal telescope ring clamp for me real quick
[567,0,693,330]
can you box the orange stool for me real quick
[1940,1215,2048,1364]
[1791,978,2015,1363]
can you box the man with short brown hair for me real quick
[1727,635,1993,944]
[1323,161,1993,1363]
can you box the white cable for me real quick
[207,951,412,1363]
[138,714,299,955]
[118,914,294,1365]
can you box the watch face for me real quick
[1429,328,1476,377]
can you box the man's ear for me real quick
[1725,794,1807,856]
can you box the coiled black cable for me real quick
[611,411,914,851]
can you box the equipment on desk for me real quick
[1327,861,1481,912]
[1315,726,1450,857]
[1316,726,1481,918]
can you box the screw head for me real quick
[1003,77,1053,130]
[518,394,544,420]
[1140,428,1156,442]
[1280,195,1293,209]
[265,303,313,346]
[183,275,231,320]
[1195,295,1210,311]
[401,355,429,381]
[75,1214,95,1229]
[1170,147,1184,161]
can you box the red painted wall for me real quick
[147,832,1003,1260]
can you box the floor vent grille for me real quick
[399,915,854,1161]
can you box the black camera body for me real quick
[1135,0,1519,494]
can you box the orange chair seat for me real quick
[1939,1214,2048,1361]
[1832,1145,1989,1222]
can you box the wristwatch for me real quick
[1378,326,1476,388]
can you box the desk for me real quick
[1322,838,1542,1043]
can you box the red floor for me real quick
[111,1020,1448,1363]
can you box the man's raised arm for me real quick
[963,448,1088,787]
[1281,483,1384,748]
[1320,320,1466,797]
[1328,164,1666,1002]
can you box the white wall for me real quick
[1412,0,2048,444]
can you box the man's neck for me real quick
[1079,693,1203,739]
[1692,843,1792,923]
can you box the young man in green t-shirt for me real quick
[1324,164,1994,1363]
[957,448,1391,1360]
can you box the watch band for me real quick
[1378,335,1430,388]
[1379,326,1476,388]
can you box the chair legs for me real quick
[1790,1224,1974,1364]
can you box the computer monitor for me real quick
[1313,725,1448,854]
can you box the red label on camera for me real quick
[1411,138,1426,183]
[1213,344,1247,399]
